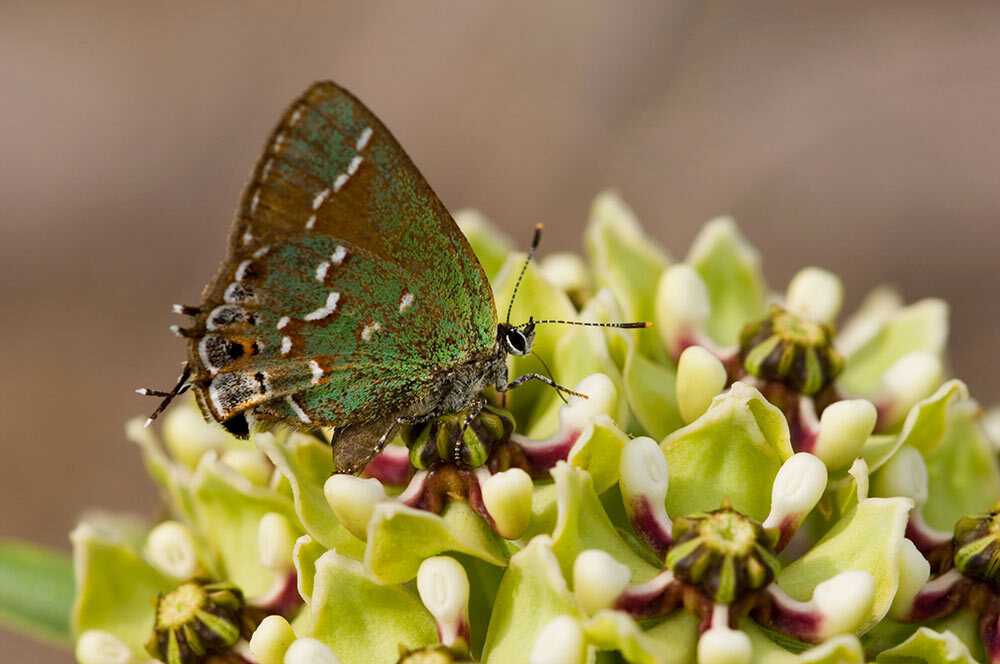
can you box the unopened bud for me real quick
[878,352,943,428]
[323,475,386,540]
[76,630,136,664]
[528,615,586,664]
[786,267,844,325]
[655,265,711,357]
[284,637,341,664]
[812,400,877,470]
[677,346,728,424]
[258,512,298,571]
[480,468,534,540]
[249,615,297,664]
[573,549,631,615]
[146,521,200,580]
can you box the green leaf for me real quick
[686,217,767,348]
[309,551,437,664]
[839,299,948,397]
[876,626,979,664]
[585,191,671,360]
[660,382,793,522]
[481,536,583,664]
[0,539,74,647]
[777,497,913,633]
[259,433,366,559]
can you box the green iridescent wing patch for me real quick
[185,82,498,448]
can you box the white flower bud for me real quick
[878,352,943,427]
[888,539,931,621]
[813,571,876,639]
[540,252,590,298]
[249,615,297,664]
[763,453,827,531]
[655,264,711,356]
[620,437,670,510]
[417,557,470,648]
[812,400,877,470]
[561,373,619,430]
[480,468,534,540]
[323,475,386,541]
[284,637,341,664]
[573,549,631,615]
[161,405,231,468]
[786,267,844,324]
[258,512,298,571]
[221,449,273,486]
[697,605,751,664]
[145,521,200,580]
[677,346,728,424]
[873,445,928,505]
[529,615,586,664]
[75,630,137,664]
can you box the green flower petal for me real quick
[550,463,661,582]
[70,522,175,654]
[838,298,948,397]
[365,501,509,584]
[660,383,793,522]
[455,209,514,282]
[309,551,437,664]
[292,534,327,605]
[861,380,967,473]
[623,345,683,440]
[685,217,767,347]
[777,497,913,633]
[922,398,1000,532]
[127,418,197,525]
[742,621,866,664]
[639,613,699,664]
[259,433,365,559]
[797,635,867,664]
[876,626,979,664]
[480,536,583,664]
[493,254,578,435]
[567,416,631,494]
[583,610,667,664]
[190,454,298,597]
[585,191,671,360]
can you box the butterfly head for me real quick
[501,318,535,357]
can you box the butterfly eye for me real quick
[505,329,529,356]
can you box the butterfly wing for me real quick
[186,82,497,440]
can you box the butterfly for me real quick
[142,81,649,473]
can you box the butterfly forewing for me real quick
[187,82,497,433]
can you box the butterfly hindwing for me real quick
[187,82,498,432]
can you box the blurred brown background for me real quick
[3,1,1000,660]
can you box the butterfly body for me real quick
[168,81,543,472]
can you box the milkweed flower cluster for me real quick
[72,192,1000,664]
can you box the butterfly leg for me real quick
[500,373,588,400]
